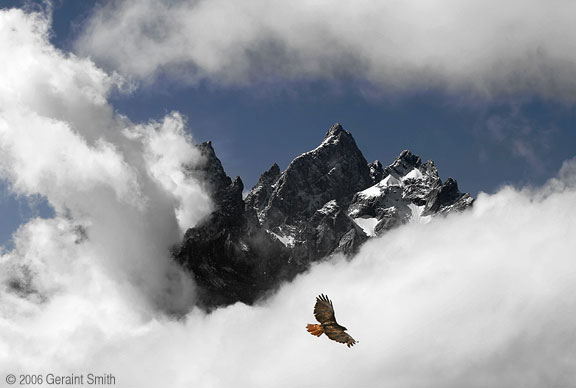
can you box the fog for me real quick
[1,7,576,388]
[0,8,212,314]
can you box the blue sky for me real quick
[1,0,575,247]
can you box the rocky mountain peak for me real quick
[314,122,359,151]
[193,141,229,188]
[185,141,239,212]
[260,123,372,226]
[368,160,384,183]
[425,177,472,215]
[389,149,423,176]
[260,163,280,184]
[244,163,281,219]
[325,122,345,137]
[175,124,474,308]
[423,160,440,182]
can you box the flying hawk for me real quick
[306,294,357,347]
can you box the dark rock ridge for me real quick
[174,123,473,308]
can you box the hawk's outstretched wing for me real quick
[308,294,358,347]
[314,294,336,324]
[323,325,357,347]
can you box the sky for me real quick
[1,0,576,246]
[0,1,576,387]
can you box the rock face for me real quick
[174,123,473,308]
[175,141,292,307]
[347,149,473,236]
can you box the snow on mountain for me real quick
[352,217,379,236]
[408,203,432,224]
[266,229,296,248]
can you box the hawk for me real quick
[306,294,357,347]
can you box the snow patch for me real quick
[408,203,432,224]
[353,217,379,237]
[382,174,403,187]
[358,174,404,199]
[266,230,295,248]
[359,185,383,198]
[403,168,424,181]
[317,199,338,215]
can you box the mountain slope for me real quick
[174,124,473,307]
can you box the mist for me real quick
[3,159,576,387]
[2,6,576,388]
[0,8,212,314]
[75,0,576,101]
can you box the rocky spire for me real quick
[260,123,373,225]
[425,177,473,214]
[244,163,281,217]
[188,141,244,219]
[388,149,423,176]
[368,160,384,183]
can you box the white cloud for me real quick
[75,0,576,101]
[0,8,212,315]
[3,156,576,387]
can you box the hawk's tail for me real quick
[306,324,323,337]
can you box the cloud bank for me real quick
[4,154,576,387]
[0,8,212,314]
[2,7,576,388]
[75,0,576,101]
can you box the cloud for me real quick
[483,104,556,171]
[75,0,576,101]
[4,155,576,387]
[0,8,212,314]
[2,7,576,388]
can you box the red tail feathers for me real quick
[306,323,324,337]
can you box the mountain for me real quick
[174,124,473,308]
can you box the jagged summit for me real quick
[425,177,472,215]
[257,123,372,227]
[194,141,229,189]
[368,160,384,183]
[311,122,358,151]
[175,123,474,308]
[244,163,281,219]
[390,150,422,174]
[188,141,244,219]
[347,147,471,236]
[326,122,345,137]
